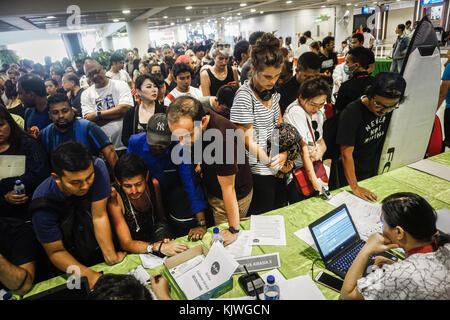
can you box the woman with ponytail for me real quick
[342,192,450,300]
[230,32,287,215]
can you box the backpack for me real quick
[29,194,104,267]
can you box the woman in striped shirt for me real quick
[230,33,288,215]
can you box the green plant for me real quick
[0,49,19,66]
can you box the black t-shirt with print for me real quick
[336,99,391,180]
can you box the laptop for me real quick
[308,204,367,279]
[23,277,90,300]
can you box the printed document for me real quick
[250,215,286,246]
[0,155,25,179]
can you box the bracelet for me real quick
[12,269,29,293]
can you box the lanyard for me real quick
[406,244,434,258]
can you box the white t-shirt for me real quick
[294,44,310,60]
[284,100,324,169]
[357,244,450,300]
[363,32,375,48]
[81,79,134,151]
[106,69,132,84]
[164,86,203,107]
[230,82,280,176]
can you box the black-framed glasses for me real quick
[374,101,399,111]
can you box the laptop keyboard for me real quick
[330,241,366,274]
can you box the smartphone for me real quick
[322,186,332,200]
[315,271,343,292]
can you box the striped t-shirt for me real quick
[230,82,280,176]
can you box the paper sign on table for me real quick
[225,230,253,259]
[176,242,238,300]
[233,252,281,274]
[140,253,165,269]
[250,215,286,246]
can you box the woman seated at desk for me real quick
[341,192,450,300]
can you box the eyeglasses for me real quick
[374,101,399,111]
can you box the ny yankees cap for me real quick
[146,113,172,146]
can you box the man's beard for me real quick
[55,118,74,130]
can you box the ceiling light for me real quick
[186,6,193,10]
[240,3,247,7]
[251,9,256,12]
[46,16,56,19]
[346,3,351,5]
[237,13,241,15]
[163,16,168,19]
[122,9,130,14]
[260,11,264,14]
[186,18,190,21]
[286,1,292,3]
[321,5,326,7]
[170,22,175,26]
[113,19,120,22]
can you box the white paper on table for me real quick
[437,208,450,234]
[294,227,318,251]
[139,253,164,269]
[408,159,450,181]
[176,241,239,300]
[277,275,325,300]
[128,265,151,286]
[327,191,382,240]
[225,230,253,259]
[250,215,286,246]
[0,155,25,179]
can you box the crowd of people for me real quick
[0,23,449,301]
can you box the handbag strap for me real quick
[306,115,316,147]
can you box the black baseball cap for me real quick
[174,46,185,56]
[372,72,407,99]
[146,113,172,146]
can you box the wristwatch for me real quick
[146,244,154,254]
[197,219,206,227]
[228,226,240,234]
[97,111,102,120]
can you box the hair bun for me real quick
[256,33,280,50]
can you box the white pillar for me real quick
[215,20,225,41]
[102,36,114,51]
[335,5,354,47]
[126,20,150,58]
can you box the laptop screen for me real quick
[310,206,358,259]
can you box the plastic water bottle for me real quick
[211,227,224,245]
[14,180,25,195]
[2,292,15,300]
[264,275,280,300]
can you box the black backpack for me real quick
[29,194,104,267]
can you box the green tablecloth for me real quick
[20,152,450,300]
[372,58,392,76]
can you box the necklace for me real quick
[125,187,152,232]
